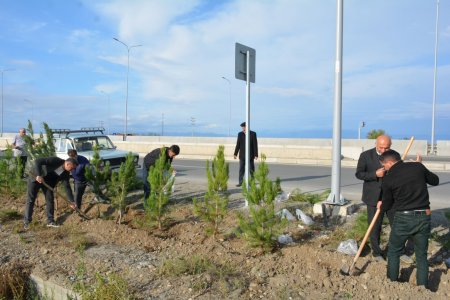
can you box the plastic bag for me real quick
[295,208,314,225]
[277,208,296,221]
[275,192,289,202]
[337,239,358,256]
[277,234,293,245]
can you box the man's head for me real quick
[64,157,78,172]
[67,149,78,158]
[375,135,391,154]
[379,149,401,171]
[19,128,26,136]
[240,122,246,133]
[168,145,180,158]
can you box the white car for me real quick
[53,127,139,169]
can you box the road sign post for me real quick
[235,43,255,206]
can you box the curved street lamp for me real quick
[113,37,142,141]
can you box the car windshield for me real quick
[74,136,115,151]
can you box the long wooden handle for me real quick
[349,208,381,270]
[401,136,415,160]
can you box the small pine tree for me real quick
[237,154,286,252]
[144,148,174,230]
[366,129,386,139]
[193,145,229,238]
[85,146,112,202]
[0,148,26,198]
[23,121,56,160]
[109,152,137,224]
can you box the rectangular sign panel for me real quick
[235,43,255,83]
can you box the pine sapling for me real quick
[23,121,56,161]
[144,148,174,230]
[0,148,26,198]
[85,145,111,203]
[193,145,229,238]
[109,152,137,224]
[238,154,286,252]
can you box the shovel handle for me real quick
[349,208,381,271]
[401,137,414,160]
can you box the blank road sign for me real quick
[235,43,255,83]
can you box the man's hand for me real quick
[36,176,44,183]
[376,201,382,210]
[375,167,386,178]
[415,153,422,163]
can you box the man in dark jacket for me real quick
[68,149,90,209]
[234,122,258,187]
[24,157,78,228]
[143,145,180,200]
[380,150,439,288]
[355,135,392,261]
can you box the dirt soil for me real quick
[1,180,449,300]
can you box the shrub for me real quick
[0,148,26,198]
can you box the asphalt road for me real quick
[168,159,450,211]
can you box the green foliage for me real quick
[366,129,386,139]
[0,148,26,198]
[109,152,137,224]
[193,145,229,238]
[23,121,56,160]
[0,261,32,300]
[85,146,111,202]
[289,188,330,204]
[237,154,286,252]
[73,257,134,300]
[347,211,369,241]
[144,148,174,229]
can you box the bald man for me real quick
[355,135,393,261]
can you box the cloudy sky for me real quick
[1,0,449,140]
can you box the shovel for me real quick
[36,177,91,220]
[340,208,380,275]
[340,136,415,276]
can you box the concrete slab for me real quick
[313,200,360,217]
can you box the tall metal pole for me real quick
[221,76,232,137]
[326,0,345,205]
[161,113,164,136]
[431,0,440,155]
[101,90,110,135]
[113,38,142,141]
[245,51,251,201]
[1,69,14,137]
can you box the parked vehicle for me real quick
[52,127,139,169]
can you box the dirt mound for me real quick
[0,183,449,299]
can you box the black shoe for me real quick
[23,222,30,230]
[236,184,242,187]
[46,222,60,228]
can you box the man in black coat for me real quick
[355,135,393,261]
[380,150,439,288]
[143,145,180,200]
[24,157,78,228]
[234,122,258,187]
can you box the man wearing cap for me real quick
[67,149,90,209]
[234,122,258,187]
[379,149,439,288]
[143,145,180,200]
[24,157,78,229]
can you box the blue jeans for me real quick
[387,212,430,287]
[143,167,151,200]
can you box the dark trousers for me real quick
[387,212,430,287]
[19,156,27,177]
[143,167,151,200]
[24,176,58,224]
[367,205,395,256]
[238,159,255,185]
[74,181,87,209]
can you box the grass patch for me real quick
[0,209,22,224]
[158,255,245,294]
[0,261,32,300]
[289,188,330,205]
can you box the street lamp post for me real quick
[1,68,14,137]
[100,90,110,135]
[24,99,33,125]
[221,76,232,137]
[358,121,365,140]
[431,0,440,155]
[113,37,142,141]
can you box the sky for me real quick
[1,0,449,141]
